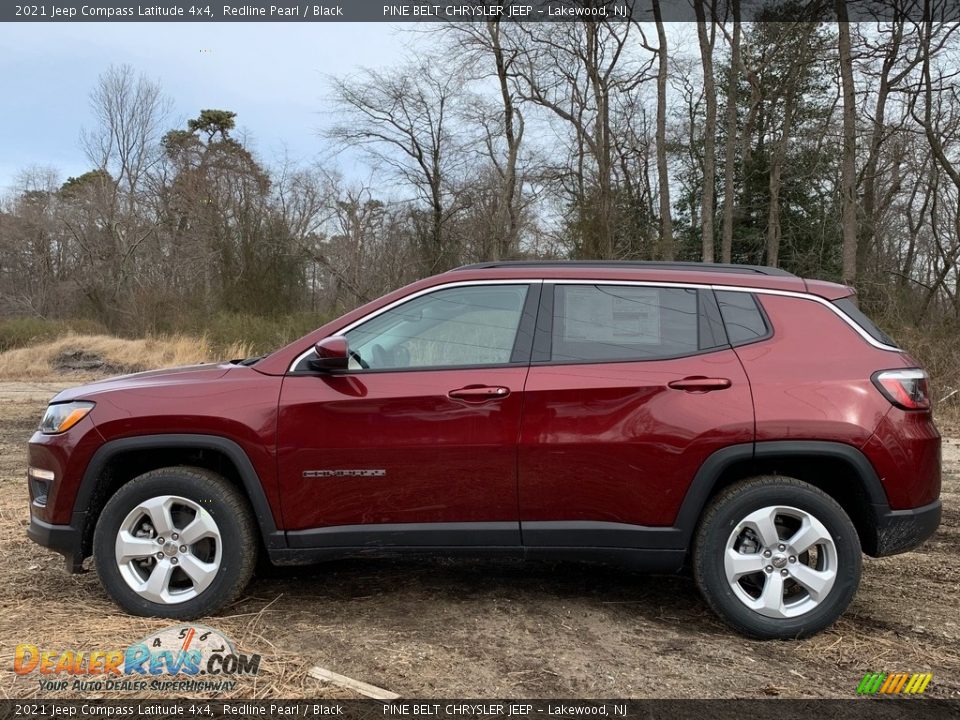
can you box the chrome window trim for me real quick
[288,279,543,371]
[288,277,898,371]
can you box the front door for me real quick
[277,282,538,548]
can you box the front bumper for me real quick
[868,499,941,557]
[27,512,85,572]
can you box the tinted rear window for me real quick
[551,285,701,362]
[832,297,898,347]
[715,290,770,345]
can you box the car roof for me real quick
[445,260,820,294]
[455,260,796,277]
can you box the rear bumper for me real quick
[27,513,85,573]
[868,499,941,557]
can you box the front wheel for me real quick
[693,476,862,639]
[93,467,257,618]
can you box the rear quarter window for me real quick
[832,297,899,348]
[715,290,770,346]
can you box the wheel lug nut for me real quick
[179,545,187,553]
[156,552,163,559]
[171,557,178,565]
[789,556,796,563]
[157,537,165,544]
[780,569,789,577]
[172,533,179,540]
[765,566,773,573]
[763,550,772,558]
[778,544,785,551]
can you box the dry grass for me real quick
[0,334,253,381]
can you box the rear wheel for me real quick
[693,476,861,639]
[93,467,257,618]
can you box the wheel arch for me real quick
[74,434,283,561]
[678,441,890,555]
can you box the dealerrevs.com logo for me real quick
[14,624,261,693]
[856,672,933,695]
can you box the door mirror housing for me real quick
[308,337,350,372]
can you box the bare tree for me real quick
[513,19,652,258]
[81,64,170,208]
[329,59,466,273]
[439,19,526,259]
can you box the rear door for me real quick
[518,282,755,547]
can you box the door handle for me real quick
[448,385,511,401]
[667,376,732,392]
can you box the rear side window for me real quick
[550,285,705,362]
[715,290,770,346]
[832,297,898,348]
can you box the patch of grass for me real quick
[0,317,108,352]
[187,312,329,356]
[0,334,251,380]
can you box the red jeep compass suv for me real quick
[26,261,941,638]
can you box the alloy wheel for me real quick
[724,505,838,619]
[114,494,222,605]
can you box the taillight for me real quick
[872,369,931,410]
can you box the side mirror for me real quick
[308,336,349,372]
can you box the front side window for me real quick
[343,284,529,370]
[550,285,701,362]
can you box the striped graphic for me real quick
[857,672,933,695]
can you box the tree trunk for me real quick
[837,1,858,285]
[695,0,717,263]
[488,19,522,260]
[720,0,740,264]
[653,0,674,260]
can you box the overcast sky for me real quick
[0,23,416,193]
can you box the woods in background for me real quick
[2,4,960,367]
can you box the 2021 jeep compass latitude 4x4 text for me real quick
[26,261,941,639]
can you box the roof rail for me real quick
[452,260,796,277]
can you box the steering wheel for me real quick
[371,343,389,368]
[349,350,369,369]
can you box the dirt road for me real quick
[1,382,957,699]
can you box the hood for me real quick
[51,363,234,403]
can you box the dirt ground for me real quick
[0,381,957,700]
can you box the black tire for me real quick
[93,466,257,619]
[693,476,861,639]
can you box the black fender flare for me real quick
[674,440,890,546]
[73,434,284,550]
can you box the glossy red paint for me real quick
[31,364,284,526]
[27,417,104,524]
[863,408,941,509]
[518,350,754,527]
[277,367,527,529]
[739,295,904,447]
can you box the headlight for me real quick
[39,401,95,434]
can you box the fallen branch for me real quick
[307,665,400,700]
